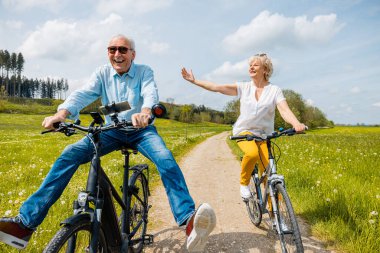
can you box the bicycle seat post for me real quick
[120,146,134,234]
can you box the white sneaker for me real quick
[186,203,216,252]
[240,185,251,199]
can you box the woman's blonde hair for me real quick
[248,53,273,81]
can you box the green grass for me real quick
[0,113,230,252]
[228,126,380,253]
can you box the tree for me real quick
[16,53,24,77]
[3,50,10,95]
[0,50,4,78]
[223,99,240,124]
[179,104,192,123]
[274,89,331,129]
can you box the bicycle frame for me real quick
[67,133,149,252]
[43,103,166,253]
[232,128,305,252]
[252,139,285,231]
[264,140,286,232]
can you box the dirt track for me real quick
[145,132,334,253]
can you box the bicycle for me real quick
[41,102,166,253]
[230,128,305,253]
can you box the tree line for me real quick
[160,89,333,128]
[223,89,333,128]
[0,49,68,99]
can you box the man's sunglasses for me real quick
[107,46,133,54]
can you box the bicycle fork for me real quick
[268,174,285,234]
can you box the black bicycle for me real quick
[230,128,305,253]
[42,102,166,253]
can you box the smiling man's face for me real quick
[107,37,136,75]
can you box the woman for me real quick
[181,53,306,198]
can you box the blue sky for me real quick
[1,0,379,125]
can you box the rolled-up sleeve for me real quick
[58,71,102,119]
[140,67,159,109]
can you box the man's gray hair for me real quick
[109,34,135,50]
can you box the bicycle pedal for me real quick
[143,234,154,245]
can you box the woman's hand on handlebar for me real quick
[293,123,308,133]
[42,109,70,129]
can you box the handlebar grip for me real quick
[230,135,244,140]
[53,122,62,129]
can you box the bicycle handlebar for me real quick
[41,118,153,136]
[41,103,167,136]
[230,127,308,141]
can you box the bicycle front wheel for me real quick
[246,175,262,226]
[43,219,108,253]
[127,170,149,252]
[274,183,303,253]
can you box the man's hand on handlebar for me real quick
[131,111,151,128]
[42,109,69,129]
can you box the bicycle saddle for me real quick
[119,145,138,155]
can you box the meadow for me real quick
[228,126,380,253]
[0,113,230,252]
[0,112,379,253]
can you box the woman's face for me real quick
[249,59,266,80]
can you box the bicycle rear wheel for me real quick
[246,174,262,226]
[274,183,303,253]
[43,219,108,253]
[127,170,148,252]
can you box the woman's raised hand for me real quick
[181,67,195,83]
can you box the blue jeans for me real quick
[19,125,195,229]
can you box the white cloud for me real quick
[19,20,81,60]
[350,86,361,93]
[99,13,123,25]
[340,103,353,113]
[222,11,345,54]
[96,0,173,15]
[306,99,314,106]
[2,0,62,11]
[18,15,132,62]
[373,102,380,107]
[146,42,170,55]
[204,59,249,82]
[17,13,171,81]
[3,20,24,29]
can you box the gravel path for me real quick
[144,132,335,253]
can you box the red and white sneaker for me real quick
[0,217,34,249]
[186,203,216,252]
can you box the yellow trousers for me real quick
[237,132,269,186]
[237,132,273,212]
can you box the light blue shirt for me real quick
[58,62,159,124]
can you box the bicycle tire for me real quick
[43,219,108,253]
[126,171,148,253]
[246,175,262,226]
[274,183,304,253]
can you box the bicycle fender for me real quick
[269,174,285,187]
[130,169,150,197]
[60,213,91,226]
[129,164,148,172]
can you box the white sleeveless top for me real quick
[232,81,286,136]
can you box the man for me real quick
[0,34,216,252]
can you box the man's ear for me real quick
[131,50,136,61]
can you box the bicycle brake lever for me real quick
[64,128,76,136]
[41,129,56,134]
